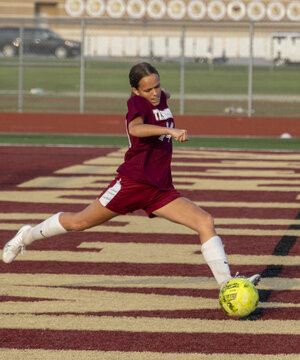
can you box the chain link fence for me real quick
[0,17,299,117]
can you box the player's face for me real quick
[132,74,161,106]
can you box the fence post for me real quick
[18,22,24,113]
[247,21,254,118]
[80,18,86,114]
[180,25,185,115]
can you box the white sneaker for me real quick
[2,225,31,264]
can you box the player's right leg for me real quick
[60,198,118,232]
[2,199,118,264]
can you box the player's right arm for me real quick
[128,116,189,142]
[168,127,189,142]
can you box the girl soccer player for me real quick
[2,62,260,289]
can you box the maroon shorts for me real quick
[98,174,181,217]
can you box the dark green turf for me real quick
[0,133,299,150]
[1,59,300,117]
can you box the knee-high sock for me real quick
[23,212,67,245]
[201,235,232,287]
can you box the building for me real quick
[0,1,299,62]
[0,0,299,22]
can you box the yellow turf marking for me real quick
[17,168,300,192]
[1,274,300,291]
[173,178,300,192]
[174,169,300,177]
[173,149,300,160]
[1,278,300,311]
[0,285,219,313]
[0,314,298,334]
[19,176,110,188]
[172,160,300,169]
[0,190,96,204]
[56,164,300,178]
[1,246,299,266]
[18,176,300,192]
[54,149,300,183]
[1,210,300,236]
[0,294,297,318]
[1,212,300,226]
[195,201,300,208]
[214,228,300,237]
[84,147,300,162]
[1,213,300,228]
[1,350,299,360]
[1,220,300,237]
[85,156,300,169]
[0,273,219,289]
[75,157,300,170]
[1,274,299,315]
[0,190,299,209]
[0,291,297,315]
[84,157,122,165]
[76,242,300,266]
[56,164,117,174]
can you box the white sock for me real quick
[23,212,67,245]
[201,235,232,287]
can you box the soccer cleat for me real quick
[2,225,31,264]
[247,274,261,286]
[233,272,261,286]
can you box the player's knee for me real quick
[197,211,215,234]
[65,215,89,232]
[71,222,86,231]
[73,219,90,231]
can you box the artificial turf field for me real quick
[0,139,299,359]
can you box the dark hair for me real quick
[129,62,159,89]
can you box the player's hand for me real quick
[169,128,189,142]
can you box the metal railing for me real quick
[0,17,300,117]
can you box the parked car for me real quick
[0,26,81,59]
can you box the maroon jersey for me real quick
[117,90,174,190]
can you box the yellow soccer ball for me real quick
[219,278,259,317]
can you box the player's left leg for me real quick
[152,196,217,243]
[153,197,261,287]
[152,197,232,287]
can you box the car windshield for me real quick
[47,30,62,40]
